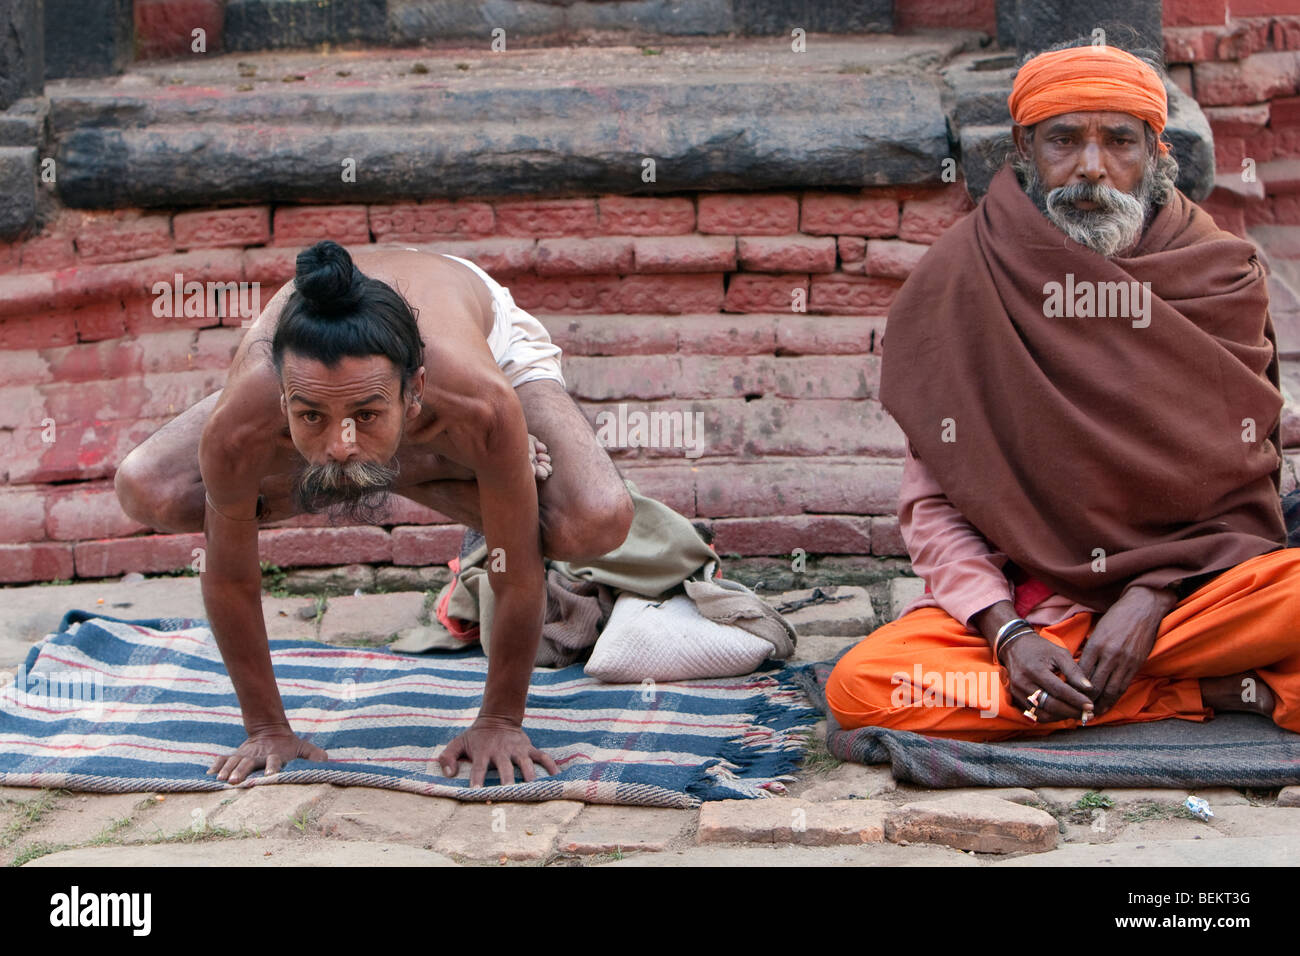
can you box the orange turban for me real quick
[1008,46,1170,154]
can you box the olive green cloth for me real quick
[391,482,795,668]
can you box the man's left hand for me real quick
[1077,585,1176,716]
[436,715,560,787]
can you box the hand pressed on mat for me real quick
[208,724,328,785]
[437,715,559,787]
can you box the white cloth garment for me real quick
[407,249,566,389]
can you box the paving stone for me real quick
[558,805,692,855]
[20,792,152,848]
[432,800,584,861]
[797,763,895,801]
[885,794,1058,854]
[775,586,876,637]
[210,783,340,836]
[1276,786,1300,808]
[887,576,925,621]
[696,798,888,846]
[122,790,238,844]
[316,788,458,845]
[1207,805,1300,839]
[279,564,375,595]
[0,577,207,653]
[262,595,321,641]
[791,633,862,664]
[1061,821,1117,845]
[374,565,451,592]
[1098,787,1191,807]
[1188,787,1252,807]
[1117,818,1222,843]
[910,787,1040,806]
[992,836,1298,867]
[25,838,459,867]
[318,592,426,644]
[605,842,978,867]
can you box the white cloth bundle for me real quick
[584,592,776,682]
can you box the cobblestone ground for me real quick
[2,576,1298,867]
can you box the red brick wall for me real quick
[1165,5,1300,236]
[3,6,1297,583]
[0,187,973,581]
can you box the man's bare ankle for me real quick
[1200,672,1275,717]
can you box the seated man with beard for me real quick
[115,240,636,784]
[827,41,1300,740]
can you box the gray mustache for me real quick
[300,458,399,493]
[292,457,401,523]
[1045,180,1143,216]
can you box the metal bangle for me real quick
[995,617,1030,643]
[995,625,1034,665]
[994,622,1034,656]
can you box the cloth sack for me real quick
[584,592,775,682]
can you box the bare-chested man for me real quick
[114,240,635,787]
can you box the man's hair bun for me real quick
[294,240,365,315]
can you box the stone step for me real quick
[48,38,957,210]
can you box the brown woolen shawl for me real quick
[880,164,1286,612]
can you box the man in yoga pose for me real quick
[115,240,635,785]
[828,41,1300,739]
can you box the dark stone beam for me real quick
[51,75,950,208]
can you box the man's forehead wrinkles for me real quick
[283,373,399,399]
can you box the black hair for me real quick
[271,240,425,394]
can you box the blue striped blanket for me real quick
[0,611,817,808]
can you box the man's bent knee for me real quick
[115,452,204,533]
[540,483,634,562]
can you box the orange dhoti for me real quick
[826,548,1300,741]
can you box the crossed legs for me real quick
[826,548,1300,741]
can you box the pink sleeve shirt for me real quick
[896,442,1092,632]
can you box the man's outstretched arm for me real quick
[435,385,558,787]
[198,419,326,784]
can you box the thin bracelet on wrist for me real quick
[995,624,1035,664]
[995,617,1030,644]
[993,617,1031,657]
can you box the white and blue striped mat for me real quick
[0,611,818,808]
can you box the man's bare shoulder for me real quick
[200,350,286,480]
[350,248,495,342]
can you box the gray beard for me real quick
[291,456,400,525]
[1018,159,1155,258]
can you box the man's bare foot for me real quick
[1200,671,1275,717]
[528,434,552,481]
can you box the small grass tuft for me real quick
[798,731,841,775]
[9,841,69,867]
[1122,802,1200,824]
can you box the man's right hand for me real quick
[207,725,328,785]
[1001,632,1095,724]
